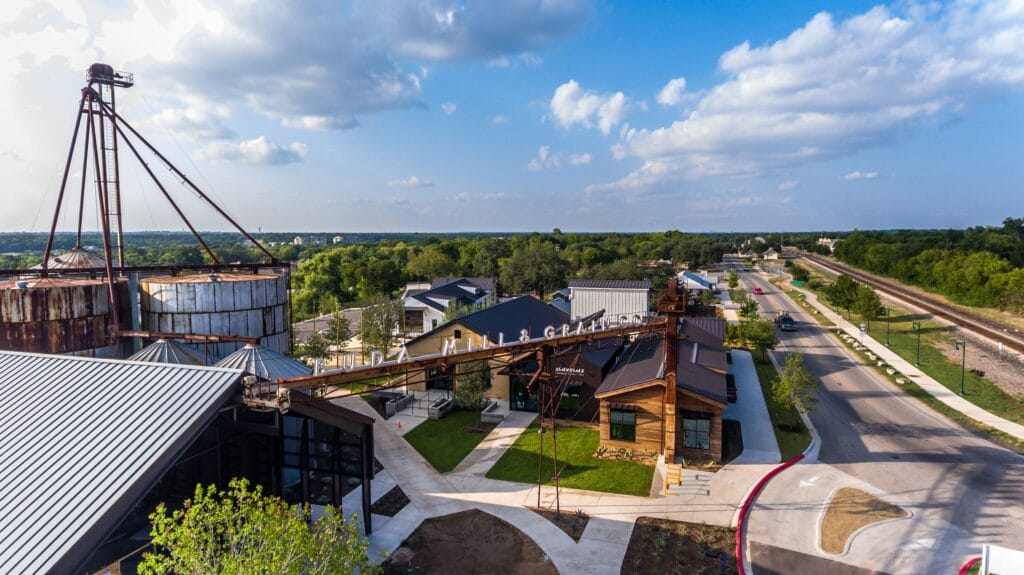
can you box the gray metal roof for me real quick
[0,351,243,574]
[127,339,208,366]
[215,344,312,380]
[569,279,652,290]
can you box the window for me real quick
[682,412,712,450]
[609,408,637,441]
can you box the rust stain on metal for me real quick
[0,278,119,354]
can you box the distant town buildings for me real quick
[817,237,838,252]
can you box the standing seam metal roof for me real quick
[569,279,652,290]
[0,351,243,574]
[214,344,312,381]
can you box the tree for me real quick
[772,352,819,412]
[407,248,458,279]
[824,274,858,318]
[852,285,882,328]
[790,265,810,283]
[300,331,330,363]
[361,294,404,358]
[139,478,379,575]
[743,317,779,362]
[499,239,567,296]
[454,359,490,423]
[738,295,760,319]
[324,312,352,351]
[727,270,739,289]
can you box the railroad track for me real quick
[799,252,1024,356]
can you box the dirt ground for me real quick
[529,506,589,542]
[370,486,409,517]
[820,488,908,555]
[935,329,1024,399]
[383,509,558,575]
[621,517,737,575]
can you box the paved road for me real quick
[738,269,1024,574]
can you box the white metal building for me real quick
[568,279,652,322]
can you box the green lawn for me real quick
[752,358,811,461]
[403,410,490,473]
[486,424,655,497]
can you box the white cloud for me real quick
[655,77,687,106]
[778,180,800,191]
[488,52,544,68]
[491,114,509,124]
[550,80,628,135]
[527,145,557,171]
[842,171,879,180]
[528,146,592,170]
[569,152,592,165]
[197,136,306,165]
[441,102,457,115]
[388,176,435,188]
[603,3,1024,191]
[149,105,234,140]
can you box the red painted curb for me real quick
[735,454,806,575]
[958,556,981,575]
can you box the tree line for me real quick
[831,219,1024,313]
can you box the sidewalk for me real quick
[332,366,790,573]
[787,280,1024,442]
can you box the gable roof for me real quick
[681,317,727,344]
[431,276,496,295]
[0,351,243,574]
[569,279,652,290]
[680,270,715,289]
[406,295,569,347]
[595,335,664,396]
[405,277,490,312]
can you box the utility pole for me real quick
[912,322,921,366]
[885,306,891,347]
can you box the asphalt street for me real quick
[738,268,1024,575]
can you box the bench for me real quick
[479,399,504,424]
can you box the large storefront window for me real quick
[609,408,637,441]
[427,366,453,390]
[682,412,711,450]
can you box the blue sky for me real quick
[1,0,1022,233]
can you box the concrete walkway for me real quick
[789,281,1024,441]
[725,349,782,465]
[332,369,788,574]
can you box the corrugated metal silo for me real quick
[138,272,290,360]
[0,277,121,356]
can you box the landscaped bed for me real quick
[621,517,738,575]
[820,487,908,555]
[752,357,811,460]
[529,506,589,542]
[370,485,410,517]
[402,409,495,472]
[486,422,655,497]
[383,509,557,575]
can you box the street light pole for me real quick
[885,306,891,347]
[954,337,967,396]
[912,322,921,366]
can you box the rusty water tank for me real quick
[138,272,289,360]
[0,277,120,355]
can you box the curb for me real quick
[958,556,981,575]
[735,453,805,575]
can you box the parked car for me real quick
[751,287,763,295]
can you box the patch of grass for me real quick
[820,488,908,555]
[486,423,654,497]
[403,410,490,473]
[752,357,810,460]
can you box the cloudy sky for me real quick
[1,0,1023,233]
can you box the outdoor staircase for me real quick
[663,464,713,497]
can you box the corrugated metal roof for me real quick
[0,351,243,574]
[31,247,106,270]
[569,279,652,290]
[215,344,311,380]
[127,339,208,366]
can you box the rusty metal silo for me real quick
[138,272,289,360]
[0,277,124,356]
